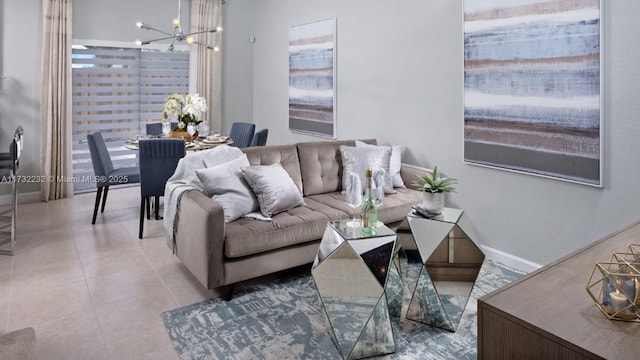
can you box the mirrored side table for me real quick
[311,221,399,360]
[404,207,485,331]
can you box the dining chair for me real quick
[138,138,185,239]
[0,132,22,255]
[87,131,141,224]
[0,125,23,163]
[229,122,256,148]
[146,122,163,136]
[249,128,268,147]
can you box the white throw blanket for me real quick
[163,145,244,244]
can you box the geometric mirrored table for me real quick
[311,220,399,359]
[404,207,485,331]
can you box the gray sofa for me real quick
[170,139,426,297]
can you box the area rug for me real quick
[162,259,524,359]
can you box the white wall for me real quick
[0,0,42,195]
[74,0,189,43]
[224,0,640,267]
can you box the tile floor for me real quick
[0,186,225,359]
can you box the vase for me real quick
[421,191,444,215]
[169,130,198,142]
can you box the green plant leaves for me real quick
[411,166,457,193]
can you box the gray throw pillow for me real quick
[195,154,258,223]
[242,163,305,217]
[355,141,405,188]
[340,145,394,194]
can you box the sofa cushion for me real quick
[242,163,305,217]
[224,197,349,258]
[307,187,422,225]
[242,144,303,194]
[297,139,376,196]
[195,154,258,223]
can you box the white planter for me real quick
[421,191,444,215]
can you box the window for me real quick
[71,45,189,193]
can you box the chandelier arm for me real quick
[142,35,184,43]
[141,25,175,38]
[190,40,217,50]
[185,27,222,37]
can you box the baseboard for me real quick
[0,191,41,205]
[480,244,543,273]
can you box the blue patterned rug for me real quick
[162,259,524,359]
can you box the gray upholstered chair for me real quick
[146,122,163,136]
[249,128,268,147]
[229,122,255,148]
[87,131,140,224]
[0,126,23,163]
[0,131,23,255]
[138,138,185,238]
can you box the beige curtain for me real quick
[40,0,73,201]
[190,0,223,133]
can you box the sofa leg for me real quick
[222,284,234,301]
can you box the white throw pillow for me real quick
[355,141,405,188]
[340,145,394,194]
[242,163,305,217]
[195,154,258,223]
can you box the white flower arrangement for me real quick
[162,93,208,131]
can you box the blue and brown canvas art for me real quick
[289,18,336,138]
[463,0,602,186]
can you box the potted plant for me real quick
[163,93,207,141]
[412,166,457,214]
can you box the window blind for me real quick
[71,46,189,193]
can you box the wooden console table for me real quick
[478,221,640,360]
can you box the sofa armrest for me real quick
[175,190,226,289]
[400,163,431,191]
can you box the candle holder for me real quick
[626,244,640,255]
[610,251,640,307]
[586,259,640,322]
[624,244,640,270]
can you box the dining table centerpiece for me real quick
[163,93,208,142]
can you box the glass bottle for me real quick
[360,168,378,235]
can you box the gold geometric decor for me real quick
[586,244,640,322]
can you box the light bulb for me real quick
[213,46,220,52]
[216,25,223,32]
[172,18,180,27]
[186,36,195,44]
[136,21,143,28]
[135,39,142,46]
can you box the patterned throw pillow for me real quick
[339,145,394,194]
[355,141,405,188]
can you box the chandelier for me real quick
[135,0,222,51]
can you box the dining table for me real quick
[124,135,234,151]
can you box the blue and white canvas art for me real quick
[289,18,336,138]
[463,0,602,186]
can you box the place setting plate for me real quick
[185,142,199,150]
[201,136,228,144]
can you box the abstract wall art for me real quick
[463,0,602,186]
[289,18,336,138]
